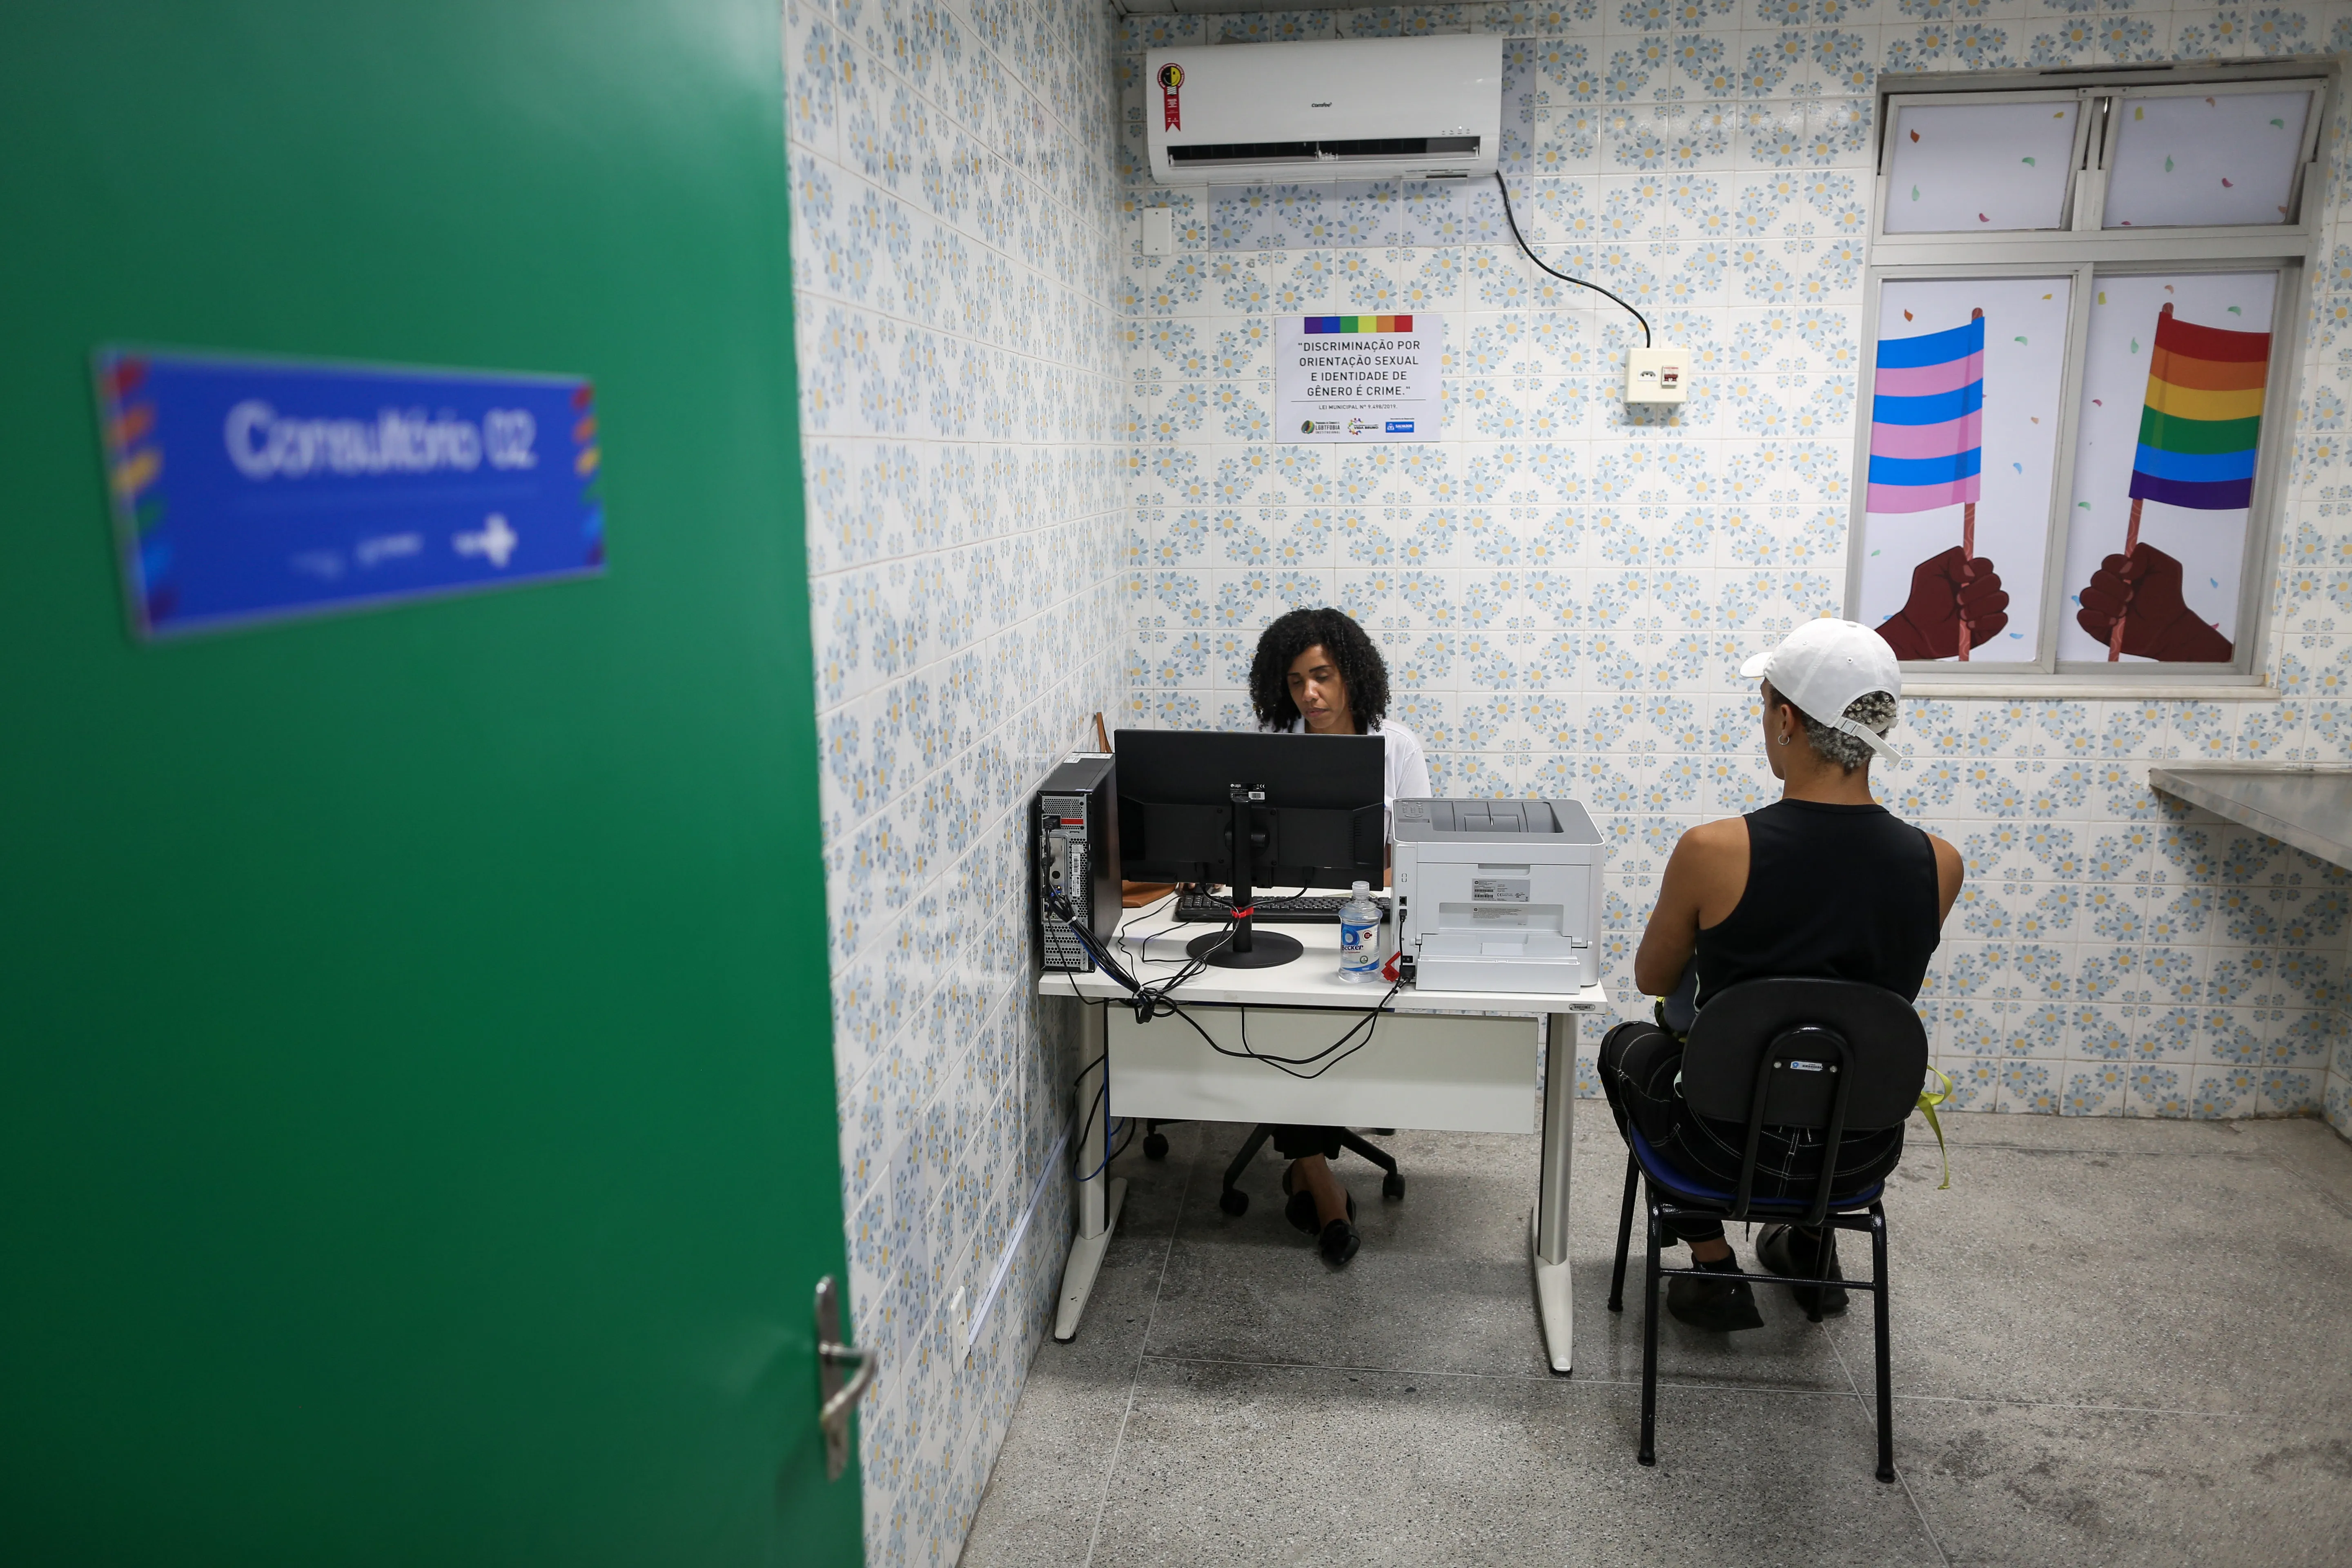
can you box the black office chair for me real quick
[1605,978,1927,1483]
[1142,1120,1405,1212]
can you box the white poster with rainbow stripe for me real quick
[1276,314,1444,442]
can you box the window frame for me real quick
[1879,87,2099,237]
[2089,77,2329,238]
[1849,62,2337,689]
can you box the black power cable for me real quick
[1493,170,1652,348]
[1176,982,1404,1081]
[1071,1069,1134,1182]
[1047,890,1221,1180]
[1044,893,1401,1187]
[1046,887,1224,1022]
[1077,1110,1137,1183]
[1068,1056,1112,1176]
[1047,892,1402,1080]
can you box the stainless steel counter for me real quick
[2147,765,2352,869]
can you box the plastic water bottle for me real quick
[1336,880,1384,982]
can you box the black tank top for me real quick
[1694,799,1941,1008]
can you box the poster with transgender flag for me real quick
[1855,279,2074,665]
[1868,313,1984,523]
[1868,313,1984,660]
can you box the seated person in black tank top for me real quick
[1599,619,1964,1331]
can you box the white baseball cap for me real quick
[1740,619,1906,764]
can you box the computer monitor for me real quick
[1114,728,1387,970]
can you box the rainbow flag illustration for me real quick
[2105,303,2270,658]
[1866,314,1985,514]
[2126,304,2269,512]
[1302,315,1413,334]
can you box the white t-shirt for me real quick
[1281,716,1432,833]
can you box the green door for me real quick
[0,4,861,1564]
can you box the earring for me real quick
[1777,733,1792,746]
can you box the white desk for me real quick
[1037,898,1610,1374]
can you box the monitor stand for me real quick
[1189,782,1303,970]
[1188,927,1302,969]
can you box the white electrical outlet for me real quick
[1625,345,1688,404]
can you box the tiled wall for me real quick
[1111,3,2352,1137]
[776,4,2352,1562]
[783,0,1122,1561]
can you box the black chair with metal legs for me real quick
[1140,1119,1405,1212]
[1603,978,1928,1483]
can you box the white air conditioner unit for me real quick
[1144,35,1502,186]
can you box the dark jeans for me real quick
[1598,1019,1904,1247]
[1272,1125,1342,1161]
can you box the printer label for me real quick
[1471,906,1527,927]
[1472,877,1530,903]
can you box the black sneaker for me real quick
[1756,1224,1847,1316]
[1665,1254,1764,1332]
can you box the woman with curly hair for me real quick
[1246,607,1429,1265]
[1249,606,1430,811]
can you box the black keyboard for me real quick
[1172,892,1390,924]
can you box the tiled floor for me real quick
[960,1107,2352,1568]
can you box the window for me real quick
[1848,68,2329,678]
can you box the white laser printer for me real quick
[1391,797,1605,993]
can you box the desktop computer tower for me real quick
[1033,752,1120,972]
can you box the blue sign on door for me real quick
[94,347,604,639]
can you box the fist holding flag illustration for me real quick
[2076,543,2233,663]
[1875,546,2010,661]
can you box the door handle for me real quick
[814,1276,875,1482]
